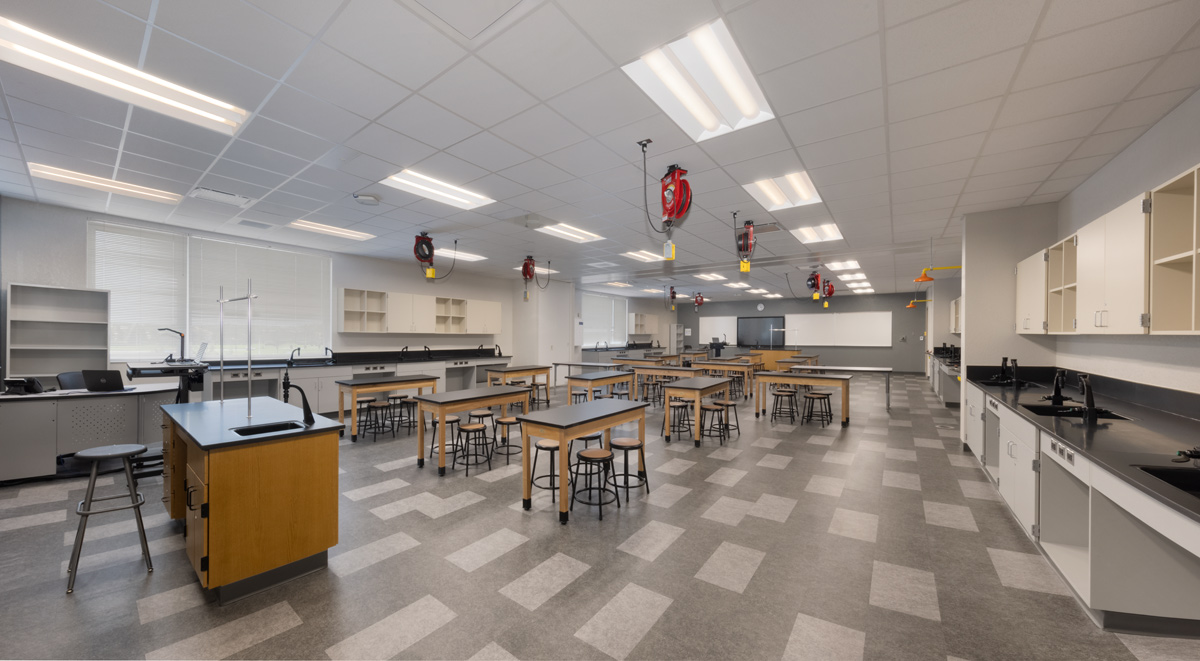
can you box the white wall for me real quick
[928,277,962,351]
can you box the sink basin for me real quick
[1020,404,1129,420]
[977,379,1044,389]
[231,421,305,436]
[1138,466,1200,498]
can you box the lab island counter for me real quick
[161,397,343,603]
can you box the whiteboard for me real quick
[784,313,837,346]
[784,311,892,347]
[698,316,737,344]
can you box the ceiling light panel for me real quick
[380,169,495,210]
[641,288,662,293]
[846,281,872,288]
[838,273,868,281]
[0,16,246,135]
[512,266,559,275]
[763,293,783,298]
[790,223,843,244]
[29,163,182,203]
[744,171,821,211]
[439,248,487,262]
[695,273,726,281]
[606,282,632,287]
[535,223,603,243]
[289,219,374,240]
[724,282,750,288]
[623,250,666,262]
[746,288,768,294]
[853,289,875,293]
[825,260,860,271]
[622,19,773,142]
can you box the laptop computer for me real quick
[82,370,134,392]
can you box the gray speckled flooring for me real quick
[1,374,1197,660]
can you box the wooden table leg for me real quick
[437,410,447,476]
[521,425,532,509]
[693,395,702,447]
[417,403,426,468]
[841,380,850,426]
[637,414,646,478]
[350,386,361,441]
[558,437,570,524]
[662,389,672,443]
[566,381,573,406]
[338,387,346,436]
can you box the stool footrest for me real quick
[76,492,145,516]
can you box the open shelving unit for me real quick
[340,288,388,333]
[6,283,109,381]
[435,297,466,334]
[1149,169,1196,333]
[1047,235,1078,333]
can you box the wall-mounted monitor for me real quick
[737,316,784,347]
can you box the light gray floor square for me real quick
[938,428,961,438]
[885,448,918,462]
[882,470,921,491]
[782,612,866,661]
[948,454,978,468]
[1116,632,1200,661]
[641,483,692,508]
[342,477,409,501]
[706,467,748,487]
[61,535,184,577]
[147,601,301,660]
[708,447,742,461]
[0,509,66,533]
[655,458,696,475]
[446,528,529,572]
[575,583,672,660]
[828,508,878,543]
[987,548,1071,595]
[136,583,207,625]
[959,479,1002,501]
[923,501,979,532]
[326,595,456,660]
[751,437,782,449]
[475,464,522,483]
[914,437,947,449]
[665,443,695,453]
[869,561,941,622]
[823,450,856,465]
[374,456,419,472]
[863,427,890,436]
[63,511,169,545]
[748,493,797,522]
[857,440,888,453]
[499,552,590,610]
[694,541,766,594]
[701,496,755,526]
[618,520,686,561]
[469,642,519,660]
[757,454,793,469]
[330,531,420,577]
[773,424,796,432]
[888,420,914,427]
[805,475,845,497]
[808,435,835,446]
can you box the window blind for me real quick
[87,222,187,362]
[581,293,628,348]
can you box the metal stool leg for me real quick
[66,461,99,594]
[123,456,152,573]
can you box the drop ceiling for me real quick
[1,0,1198,299]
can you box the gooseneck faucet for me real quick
[282,381,315,426]
[1079,374,1096,424]
[1010,359,1019,386]
[288,347,300,368]
[494,344,502,357]
[1050,369,1067,405]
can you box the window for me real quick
[188,237,331,360]
[581,293,628,348]
[87,223,187,362]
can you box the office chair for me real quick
[57,371,86,390]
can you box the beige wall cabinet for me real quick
[1148,169,1197,333]
[385,292,414,332]
[465,299,502,334]
[1076,195,1150,334]
[1015,251,1048,334]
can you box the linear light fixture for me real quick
[838,273,867,281]
[0,17,246,135]
[289,219,375,240]
[380,169,495,210]
[790,223,842,244]
[846,281,872,289]
[641,288,662,293]
[29,163,183,203]
[825,260,860,271]
[763,293,783,298]
[853,288,875,294]
[439,248,487,262]
[724,282,750,289]
[535,223,603,243]
[622,19,773,141]
[747,288,768,294]
[512,266,558,275]
[695,273,726,281]
[623,250,666,262]
[606,282,632,287]
[744,171,821,211]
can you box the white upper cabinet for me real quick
[1075,194,1149,334]
[1075,217,1107,333]
[465,299,502,334]
[411,294,436,334]
[1015,251,1047,334]
[386,292,414,333]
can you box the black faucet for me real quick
[282,381,316,426]
[604,341,609,350]
[1010,359,1019,387]
[478,344,485,357]
[1049,369,1067,405]
[324,347,335,365]
[1079,374,1096,424]
[494,344,502,357]
[992,357,1010,381]
[399,346,409,362]
[288,347,300,368]
[424,345,432,360]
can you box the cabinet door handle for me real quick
[186,485,198,510]
[1094,311,1101,327]
[1101,310,1108,327]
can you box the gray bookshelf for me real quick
[6,283,110,383]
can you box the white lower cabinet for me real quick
[996,409,1039,539]
[964,384,984,458]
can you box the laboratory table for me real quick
[414,386,530,475]
[790,365,893,410]
[777,356,821,367]
[691,360,759,406]
[611,356,665,368]
[661,376,731,446]
[565,370,635,404]
[517,399,648,524]
[552,362,620,384]
[629,365,703,401]
[485,364,551,393]
[680,350,709,365]
[755,371,854,426]
[336,374,439,441]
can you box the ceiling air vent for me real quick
[188,187,254,208]
[237,219,273,230]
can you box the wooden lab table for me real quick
[691,360,759,405]
[518,399,648,524]
[680,350,709,365]
[755,371,854,426]
[552,362,620,384]
[777,356,821,367]
[790,365,893,410]
[565,370,635,403]
[414,386,530,476]
[662,376,731,446]
[629,365,702,401]
[611,356,665,368]
[486,365,551,398]
[646,353,681,365]
[336,374,439,442]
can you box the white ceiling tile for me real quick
[1131,47,1200,99]
[322,0,465,89]
[223,139,308,176]
[890,180,965,204]
[963,164,1059,192]
[113,168,190,195]
[344,123,438,168]
[238,117,334,161]
[971,139,1083,175]
[1070,126,1148,159]
[958,183,1039,205]
[296,165,372,193]
[546,70,659,136]
[492,105,588,156]
[683,168,739,194]
[287,44,411,120]
[259,190,324,212]
[826,191,890,213]
[890,133,986,172]
[1037,0,1178,39]
[583,164,651,193]
[0,63,128,128]
[155,0,309,78]
[542,179,604,204]
[1013,1,1200,90]
[1049,154,1112,180]
[760,37,882,115]
[887,48,1021,122]
[197,173,272,200]
[336,152,398,182]
[721,150,805,185]
[981,107,1110,155]
[1033,175,1090,195]
[411,151,491,186]
[1094,88,1191,133]
[886,0,1042,82]
[645,144,717,176]
[889,98,1002,151]
[376,96,481,150]
[1179,23,1200,50]
[446,132,533,172]
[16,126,116,166]
[143,29,277,111]
[498,159,574,189]
[996,61,1155,128]
[244,0,343,35]
[779,90,884,147]
[260,85,371,144]
[504,190,561,212]
[883,0,960,27]
[542,140,627,178]
[807,154,889,186]
[278,178,344,203]
[1026,191,1069,205]
[119,152,202,186]
[477,4,611,100]
[819,175,890,201]
[209,157,287,189]
[125,107,230,156]
[557,0,719,65]
[1,0,147,63]
[699,121,791,166]
[7,98,122,147]
[464,173,531,201]
[892,195,957,215]
[595,114,692,161]
[728,0,878,72]
[796,127,885,169]
[890,160,974,189]
[422,57,538,128]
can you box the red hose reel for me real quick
[661,164,691,224]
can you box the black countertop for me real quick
[204,349,511,371]
[757,371,855,380]
[517,399,648,429]
[664,376,731,390]
[628,365,702,373]
[162,397,343,450]
[566,371,633,381]
[790,365,892,373]
[414,385,529,405]
[552,362,619,368]
[334,374,440,386]
[484,365,550,373]
[970,378,1200,524]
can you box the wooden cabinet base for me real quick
[207,551,329,605]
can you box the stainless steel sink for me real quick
[1020,404,1129,420]
[1138,466,1200,498]
[231,421,305,436]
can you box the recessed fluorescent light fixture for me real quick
[289,219,375,241]
[853,288,874,293]
[744,171,821,211]
[0,17,246,134]
[825,260,860,271]
[535,223,603,243]
[622,19,773,142]
[838,273,867,281]
[790,223,843,244]
[846,282,872,289]
[623,250,666,262]
[763,293,783,298]
[29,163,182,204]
[724,282,750,289]
[606,282,632,287]
[747,288,768,294]
[380,169,495,210]
[589,261,618,268]
[641,288,662,293]
[512,266,558,275]
[695,273,726,281]
[439,248,487,262]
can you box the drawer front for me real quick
[993,398,1038,451]
[1041,434,1090,483]
[185,463,208,587]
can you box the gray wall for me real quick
[676,292,927,372]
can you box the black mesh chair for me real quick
[57,371,86,390]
